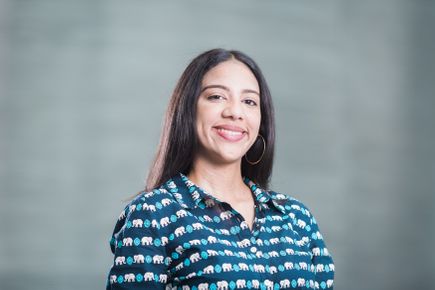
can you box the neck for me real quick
[187,158,249,202]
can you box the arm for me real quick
[106,202,169,289]
[309,215,335,289]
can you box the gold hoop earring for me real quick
[244,134,266,165]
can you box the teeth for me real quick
[217,128,243,136]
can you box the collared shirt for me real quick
[106,173,334,289]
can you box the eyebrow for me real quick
[201,84,260,96]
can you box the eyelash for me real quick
[206,95,258,107]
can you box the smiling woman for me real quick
[106,49,335,289]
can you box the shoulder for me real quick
[110,186,181,241]
[269,190,313,220]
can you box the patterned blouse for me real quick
[106,173,334,289]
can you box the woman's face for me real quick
[195,59,261,165]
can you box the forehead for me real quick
[201,60,259,91]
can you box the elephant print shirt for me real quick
[106,173,334,289]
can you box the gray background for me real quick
[1,1,434,289]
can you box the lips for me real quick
[213,125,247,142]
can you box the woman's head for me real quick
[146,48,275,190]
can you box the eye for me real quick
[243,99,258,106]
[206,94,225,101]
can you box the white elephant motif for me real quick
[270,238,279,245]
[160,217,170,227]
[175,245,184,254]
[124,273,135,282]
[176,210,187,218]
[286,248,294,255]
[297,278,305,287]
[295,240,305,247]
[115,256,126,265]
[217,280,228,290]
[269,251,279,257]
[299,262,308,270]
[289,212,296,220]
[220,211,233,220]
[316,264,324,272]
[190,239,201,245]
[312,247,321,256]
[203,265,214,274]
[238,252,247,259]
[159,274,168,283]
[129,204,136,213]
[110,275,117,284]
[280,279,290,287]
[192,223,203,230]
[141,236,152,246]
[207,249,218,256]
[153,255,164,264]
[222,263,233,272]
[271,226,281,232]
[148,204,156,212]
[255,251,263,258]
[161,236,168,246]
[252,280,260,288]
[161,198,172,206]
[323,248,330,256]
[133,254,144,263]
[238,263,249,270]
[198,283,209,290]
[144,272,154,281]
[203,215,213,222]
[118,210,126,220]
[151,220,159,228]
[240,221,249,230]
[207,236,217,243]
[271,215,283,221]
[291,204,301,210]
[220,229,230,235]
[253,264,265,273]
[329,264,335,271]
[240,239,251,247]
[284,262,294,270]
[327,279,334,287]
[220,239,231,246]
[314,281,320,289]
[285,236,294,244]
[224,249,234,256]
[205,199,215,207]
[190,253,201,262]
[297,219,306,229]
[256,239,263,246]
[316,231,323,239]
[236,279,246,288]
[269,266,277,274]
[123,237,133,246]
[192,191,200,200]
[264,279,274,290]
[132,219,143,228]
[175,226,186,237]
[175,262,184,270]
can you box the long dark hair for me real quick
[145,48,275,191]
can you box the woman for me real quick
[106,49,334,289]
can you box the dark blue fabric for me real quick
[106,173,334,289]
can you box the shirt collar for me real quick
[164,173,289,215]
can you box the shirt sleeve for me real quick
[308,213,335,289]
[106,199,170,290]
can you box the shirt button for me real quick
[250,247,257,253]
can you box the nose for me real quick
[222,99,243,120]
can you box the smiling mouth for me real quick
[214,127,246,142]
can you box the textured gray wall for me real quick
[1,1,434,289]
